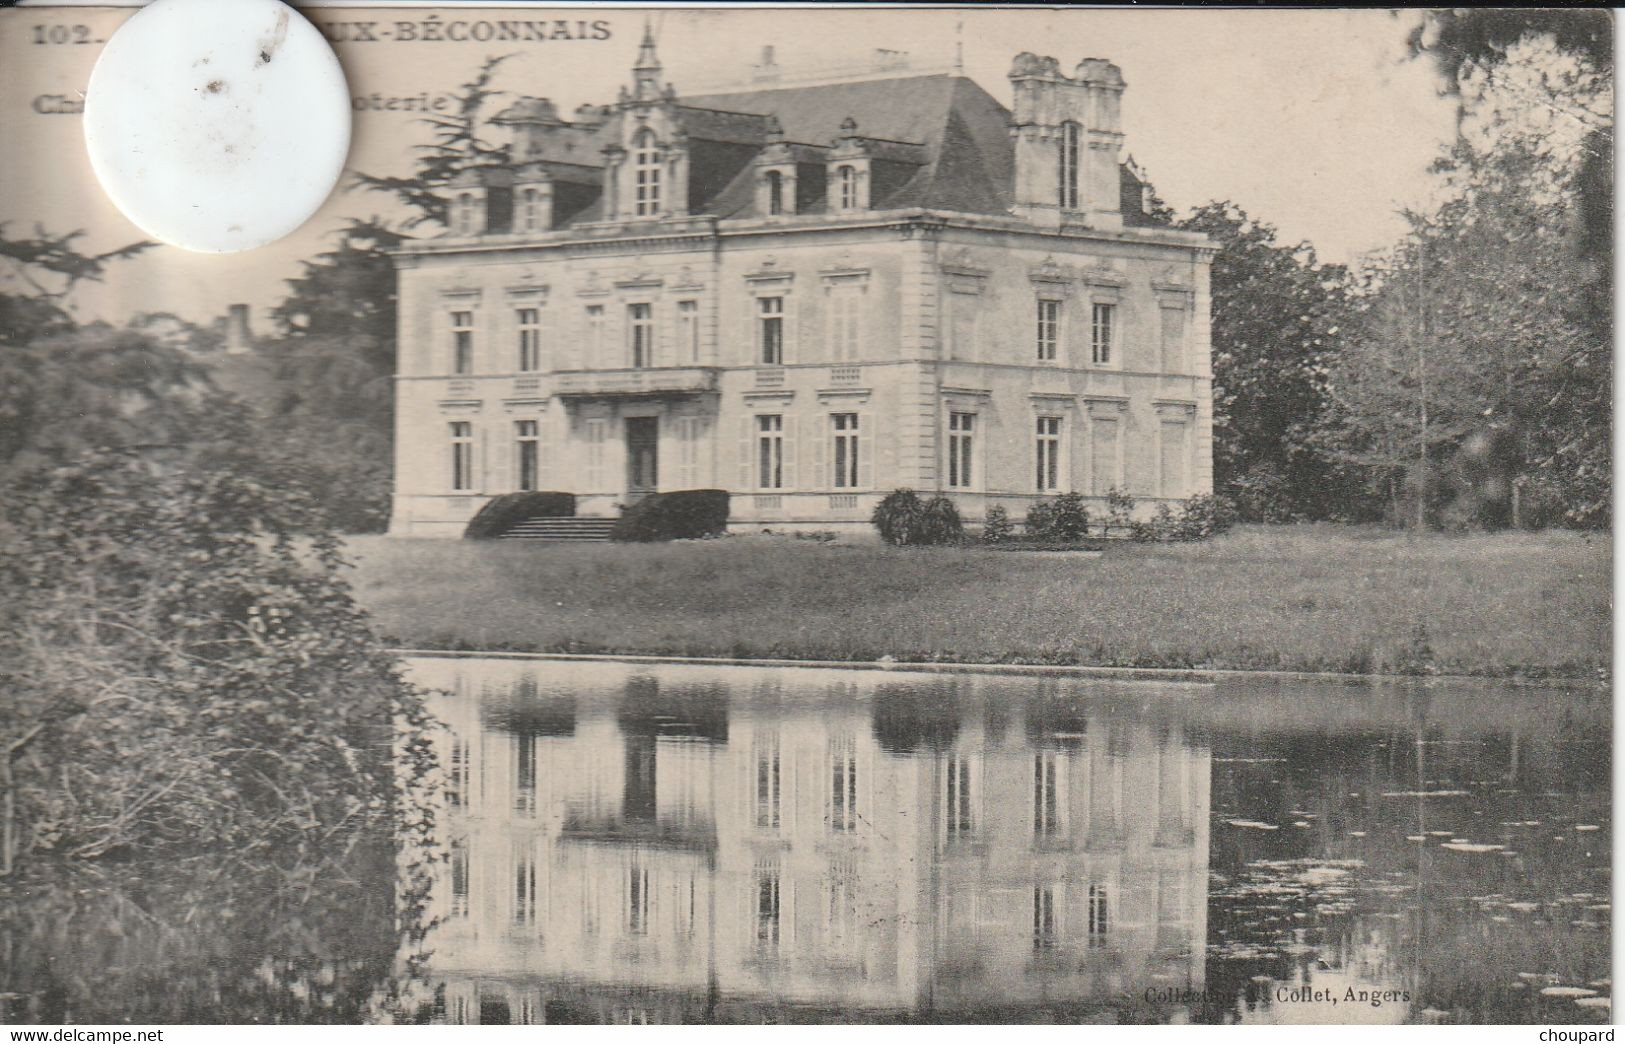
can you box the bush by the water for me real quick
[1024,492,1091,541]
[610,489,730,542]
[871,489,963,546]
[0,453,435,878]
[463,491,575,539]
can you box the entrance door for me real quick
[626,416,659,498]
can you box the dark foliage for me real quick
[609,489,731,542]
[464,491,576,539]
[1024,492,1091,541]
[871,489,964,546]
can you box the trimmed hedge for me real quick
[463,491,575,539]
[610,489,730,542]
[871,489,964,546]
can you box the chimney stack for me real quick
[225,303,252,355]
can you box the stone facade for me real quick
[389,33,1213,536]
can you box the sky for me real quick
[0,5,1464,328]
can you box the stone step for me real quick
[500,516,618,541]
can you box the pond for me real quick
[393,656,1611,1026]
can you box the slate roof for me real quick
[480,70,1164,230]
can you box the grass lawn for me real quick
[345,525,1611,678]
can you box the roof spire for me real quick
[635,16,660,72]
[631,15,664,102]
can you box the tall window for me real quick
[945,755,974,839]
[515,419,539,492]
[626,862,650,935]
[584,417,607,491]
[1088,884,1109,947]
[454,192,476,235]
[947,412,975,489]
[1036,415,1062,492]
[831,413,860,489]
[449,839,470,917]
[449,421,474,491]
[756,414,784,490]
[451,310,474,374]
[515,734,536,816]
[829,734,858,832]
[676,415,700,488]
[836,165,857,210]
[513,844,537,926]
[1091,302,1115,365]
[1160,306,1186,372]
[766,170,784,216]
[585,304,605,362]
[1059,121,1081,210]
[1036,299,1060,362]
[754,865,782,953]
[753,732,781,830]
[518,187,541,232]
[828,287,861,361]
[677,300,700,363]
[1033,885,1059,951]
[633,129,661,217]
[1160,418,1188,498]
[1033,752,1062,838]
[758,296,784,364]
[516,307,541,372]
[1090,417,1120,495]
[628,302,654,367]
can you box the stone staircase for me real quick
[500,516,618,542]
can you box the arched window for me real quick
[836,165,857,211]
[1058,122,1081,210]
[766,170,784,216]
[633,129,661,217]
[454,192,476,235]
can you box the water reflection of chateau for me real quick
[407,659,1210,1024]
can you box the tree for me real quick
[239,56,516,531]
[1328,16,1612,528]
[1173,203,1361,521]
[0,453,437,876]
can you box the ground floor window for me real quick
[450,421,474,491]
[947,412,975,489]
[515,419,539,492]
[1036,415,1062,492]
[1090,417,1121,495]
[757,414,783,489]
[831,413,859,488]
[1160,418,1189,498]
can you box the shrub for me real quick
[1104,487,1137,533]
[1179,493,1237,539]
[464,491,575,539]
[610,489,730,542]
[1024,491,1090,541]
[871,489,962,546]
[919,496,964,545]
[981,504,1013,544]
[1131,494,1238,543]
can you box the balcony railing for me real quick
[553,367,719,399]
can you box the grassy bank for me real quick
[345,525,1610,679]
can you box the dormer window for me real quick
[1059,122,1081,210]
[766,171,784,216]
[836,165,858,211]
[453,192,477,235]
[633,129,661,217]
[518,188,541,232]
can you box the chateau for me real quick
[404,658,1211,1023]
[388,31,1214,536]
